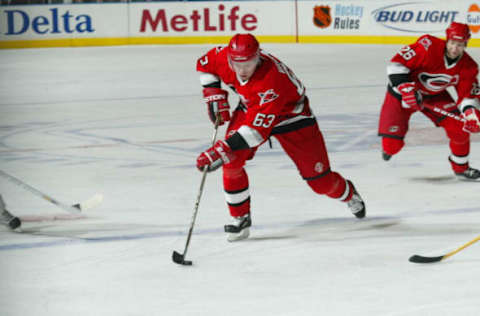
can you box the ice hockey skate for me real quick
[224,213,251,242]
[347,181,366,219]
[455,167,480,181]
[382,152,392,161]
[0,195,21,230]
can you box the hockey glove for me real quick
[462,107,480,133]
[397,82,423,111]
[197,140,236,172]
[203,87,231,126]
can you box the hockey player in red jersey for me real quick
[379,22,480,181]
[195,33,366,241]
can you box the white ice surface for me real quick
[0,43,479,316]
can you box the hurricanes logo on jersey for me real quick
[313,6,331,29]
[419,37,432,50]
[418,73,459,92]
[258,89,279,105]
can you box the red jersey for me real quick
[389,34,479,111]
[196,46,311,147]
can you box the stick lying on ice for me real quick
[0,169,103,213]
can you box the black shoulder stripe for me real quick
[226,132,250,150]
[389,73,410,88]
[203,81,221,88]
[271,117,316,135]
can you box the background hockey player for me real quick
[0,194,21,230]
[378,22,480,181]
[195,33,366,242]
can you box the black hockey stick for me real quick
[172,116,221,266]
[409,235,480,264]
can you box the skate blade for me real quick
[227,228,250,242]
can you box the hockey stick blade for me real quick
[172,251,193,266]
[408,254,444,264]
[409,235,480,264]
[72,194,103,211]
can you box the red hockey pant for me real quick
[378,91,470,172]
[223,109,353,217]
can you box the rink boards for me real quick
[0,0,480,48]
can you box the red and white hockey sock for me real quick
[223,168,250,217]
[449,154,469,173]
[335,179,354,202]
[325,176,354,202]
[449,140,469,173]
[307,171,353,201]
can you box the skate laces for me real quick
[231,216,243,226]
[232,214,250,227]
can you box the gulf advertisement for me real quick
[0,1,478,49]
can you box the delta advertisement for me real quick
[0,0,479,48]
[0,5,127,39]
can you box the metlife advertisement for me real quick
[0,0,479,48]
[129,2,296,37]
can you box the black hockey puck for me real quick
[8,217,21,230]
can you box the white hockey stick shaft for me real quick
[422,103,466,123]
[0,169,82,214]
